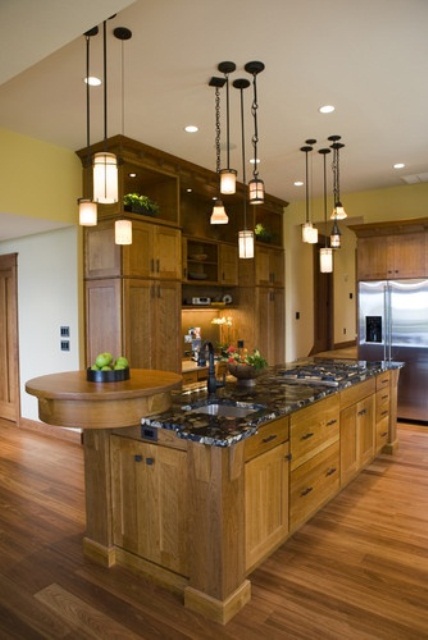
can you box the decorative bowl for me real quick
[87,367,130,382]
[227,363,264,386]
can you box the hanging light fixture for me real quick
[113,25,133,245]
[218,61,237,195]
[78,26,98,226]
[93,19,118,204]
[115,219,132,245]
[233,77,254,259]
[330,217,342,248]
[301,140,318,243]
[209,75,228,224]
[319,148,333,273]
[329,134,347,220]
[245,61,265,204]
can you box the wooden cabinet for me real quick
[244,416,289,571]
[85,220,181,280]
[182,237,238,286]
[110,435,188,577]
[340,378,376,486]
[375,371,390,452]
[255,245,285,287]
[85,278,181,372]
[351,219,428,281]
[289,395,340,531]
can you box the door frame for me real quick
[311,238,334,354]
[0,253,20,423]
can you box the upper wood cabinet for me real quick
[351,219,428,280]
[182,237,238,286]
[85,220,182,281]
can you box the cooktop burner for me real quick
[278,360,367,386]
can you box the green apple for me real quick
[95,352,113,368]
[101,365,112,371]
[115,356,129,368]
[90,364,99,370]
[114,364,126,370]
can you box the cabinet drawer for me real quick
[244,416,289,461]
[376,371,391,390]
[376,415,389,451]
[290,440,340,531]
[290,395,339,470]
[375,388,390,423]
[340,378,375,410]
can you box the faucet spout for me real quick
[198,341,224,395]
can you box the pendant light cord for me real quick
[103,20,108,146]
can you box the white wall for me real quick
[0,226,82,421]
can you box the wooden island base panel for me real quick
[26,365,400,625]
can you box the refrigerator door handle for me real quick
[385,283,392,362]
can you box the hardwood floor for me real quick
[0,420,427,639]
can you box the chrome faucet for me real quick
[197,340,225,395]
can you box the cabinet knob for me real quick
[134,454,143,463]
[146,457,154,466]
[357,408,367,416]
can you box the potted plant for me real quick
[255,223,273,243]
[123,193,159,216]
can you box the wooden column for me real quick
[184,440,251,625]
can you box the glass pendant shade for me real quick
[331,201,347,220]
[238,230,254,259]
[93,152,118,203]
[210,200,229,224]
[115,219,132,245]
[248,177,265,204]
[302,222,318,244]
[219,168,237,195]
[320,247,333,273]
[330,218,342,248]
[78,199,97,226]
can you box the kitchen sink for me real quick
[188,402,264,419]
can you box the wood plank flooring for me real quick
[0,419,427,639]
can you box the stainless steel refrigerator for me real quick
[358,279,428,422]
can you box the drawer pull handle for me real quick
[326,419,337,426]
[357,408,367,416]
[134,454,143,463]
[326,467,337,477]
[301,487,313,497]
[381,394,388,400]
[262,434,278,444]
[381,431,388,437]
[301,432,314,441]
[381,410,388,417]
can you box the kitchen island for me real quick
[107,359,401,624]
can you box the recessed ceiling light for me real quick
[393,162,405,169]
[319,105,335,114]
[184,125,198,133]
[84,76,102,87]
[128,172,137,178]
[294,181,304,187]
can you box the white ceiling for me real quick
[1,0,428,239]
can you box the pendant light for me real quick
[301,140,318,243]
[115,219,132,245]
[233,77,254,259]
[330,217,342,248]
[113,25,133,245]
[245,61,265,204]
[218,61,237,195]
[319,148,333,273]
[93,19,118,204]
[329,134,347,220]
[209,75,228,224]
[78,27,98,226]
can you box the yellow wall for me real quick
[0,127,81,221]
[285,182,428,362]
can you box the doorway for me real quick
[0,253,20,423]
[311,239,334,354]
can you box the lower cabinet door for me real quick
[110,436,189,577]
[245,442,289,571]
[290,441,340,532]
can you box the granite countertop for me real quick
[141,359,403,447]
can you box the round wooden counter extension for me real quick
[25,369,182,429]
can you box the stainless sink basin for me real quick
[188,402,262,419]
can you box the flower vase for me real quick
[227,362,263,386]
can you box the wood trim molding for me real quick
[18,417,82,444]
